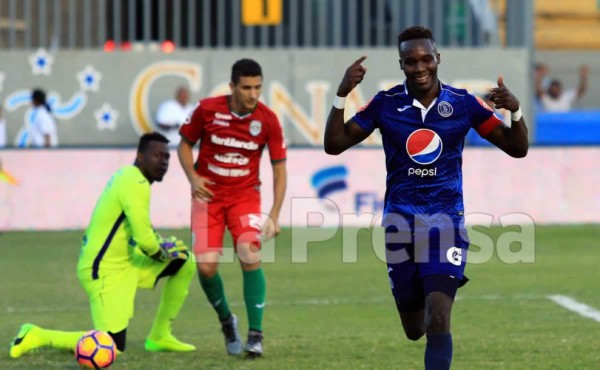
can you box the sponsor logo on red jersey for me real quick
[210,134,259,150]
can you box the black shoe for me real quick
[221,314,242,355]
[244,331,263,357]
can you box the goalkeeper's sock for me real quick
[44,329,85,351]
[148,258,196,341]
[243,268,266,332]
[425,332,452,370]
[199,272,232,322]
[10,324,84,358]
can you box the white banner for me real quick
[0,147,598,231]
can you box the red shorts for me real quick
[191,187,262,255]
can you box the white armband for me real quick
[333,95,346,110]
[511,107,522,121]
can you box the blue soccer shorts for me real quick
[384,220,469,312]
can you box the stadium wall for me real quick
[1,48,529,147]
[0,147,597,231]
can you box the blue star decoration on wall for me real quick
[94,103,119,131]
[76,65,103,92]
[28,49,54,75]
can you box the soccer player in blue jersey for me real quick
[324,26,528,370]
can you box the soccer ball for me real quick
[75,330,117,369]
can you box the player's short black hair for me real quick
[397,26,436,49]
[231,59,262,85]
[137,132,169,153]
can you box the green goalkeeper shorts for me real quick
[78,248,179,333]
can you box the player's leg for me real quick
[394,274,426,341]
[8,270,128,358]
[238,257,265,357]
[11,270,136,357]
[384,223,426,340]
[227,188,265,356]
[10,269,136,357]
[192,197,242,355]
[198,251,243,355]
[81,269,138,353]
[422,275,461,370]
[197,252,230,321]
[419,224,468,370]
[399,307,425,340]
[134,248,196,352]
[10,265,140,358]
[9,323,87,358]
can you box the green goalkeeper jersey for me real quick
[77,165,160,279]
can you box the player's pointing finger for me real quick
[354,55,368,65]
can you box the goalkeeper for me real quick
[10,132,196,356]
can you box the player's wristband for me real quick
[333,95,346,110]
[511,107,522,121]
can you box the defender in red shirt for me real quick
[178,59,287,357]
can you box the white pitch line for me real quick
[547,295,600,323]
[3,294,547,314]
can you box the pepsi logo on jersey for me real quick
[406,129,443,177]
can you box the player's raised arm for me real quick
[484,76,529,158]
[324,56,371,155]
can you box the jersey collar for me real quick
[227,95,255,120]
[403,80,444,121]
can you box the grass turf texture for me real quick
[0,225,599,369]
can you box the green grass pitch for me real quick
[1,225,599,369]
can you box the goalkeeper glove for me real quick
[155,236,190,261]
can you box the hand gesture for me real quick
[261,216,280,242]
[192,175,214,202]
[488,75,520,112]
[337,56,368,97]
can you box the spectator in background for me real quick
[533,63,550,112]
[30,89,58,148]
[155,86,194,147]
[0,105,6,148]
[536,65,589,112]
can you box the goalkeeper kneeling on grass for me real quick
[10,132,196,358]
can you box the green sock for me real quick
[243,268,266,332]
[148,258,196,340]
[40,329,86,351]
[199,272,231,322]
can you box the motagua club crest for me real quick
[437,101,453,117]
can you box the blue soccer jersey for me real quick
[353,82,503,285]
[353,82,502,225]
